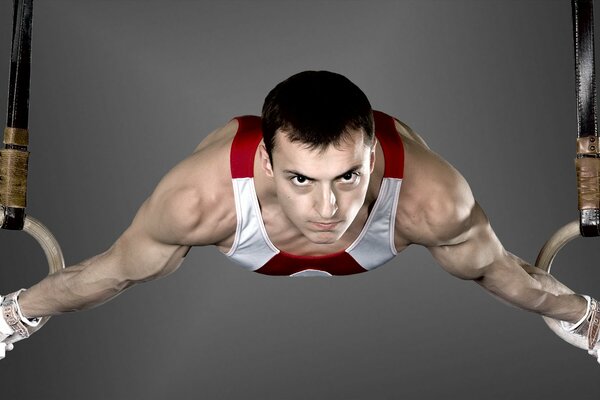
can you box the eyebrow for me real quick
[283,164,363,181]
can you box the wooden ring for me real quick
[22,215,65,329]
[535,220,591,350]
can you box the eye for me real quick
[291,175,311,187]
[340,172,360,184]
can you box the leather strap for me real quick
[2,0,33,231]
[572,0,600,236]
[587,298,600,350]
[573,0,597,139]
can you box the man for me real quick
[0,71,597,360]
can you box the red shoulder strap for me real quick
[230,112,404,179]
[230,116,263,178]
[373,110,404,179]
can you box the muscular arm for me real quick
[397,139,587,324]
[15,126,236,319]
[18,196,192,318]
[428,201,586,323]
[17,184,199,318]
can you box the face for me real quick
[260,129,376,245]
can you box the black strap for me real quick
[2,0,33,230]
[572,0,600,236]
[6,0,33,131]
[573,0,598,139]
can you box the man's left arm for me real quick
[395,124,599,358]
[427,199,588,324]
[424,192,600,360]
[395,140,589,323]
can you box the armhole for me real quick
[389,179,402,255]
[373,110,404,179]
[225,178,244,256]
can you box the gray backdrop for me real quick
[0,0,599,399]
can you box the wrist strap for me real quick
[587,298,600,350]
[0,297,13,336]
[1,289,39,339]
[559,295,600,351]
[563,295,592,331]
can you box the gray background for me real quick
[0,0,599,398]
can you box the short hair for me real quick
[261,71,374,162]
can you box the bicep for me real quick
[108,228,190,285]
[427,202,504,280]
[426,203,546,303]
[103,167,207,284]
[400,152,500,279]
[110,148,235,282]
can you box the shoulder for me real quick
[134,119,241,247]
[394,130,476,248]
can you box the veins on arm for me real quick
[424,193,585,322]
[397,147,586,322]
[18,148,225,317]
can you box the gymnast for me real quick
[1,71,598,361]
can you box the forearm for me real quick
[14,235,189,318]
[509,285,587,323]
[478,252,588,323]
[17,251,131,318]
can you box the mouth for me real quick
[311,221,341,231]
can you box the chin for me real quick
[307,231,343,245]
[310,238,338,245]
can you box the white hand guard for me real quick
[0,296,12,360]
[0,290,41,360]
[561,295,600,363]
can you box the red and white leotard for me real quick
[224,110,404,277]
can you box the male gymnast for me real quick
[1,71,597,361]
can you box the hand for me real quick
[0,290,40,360]
[0,295,14,360]
[0,342,15,361]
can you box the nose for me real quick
[315,184,338,219]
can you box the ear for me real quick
[259,143,274,177]
[369,137,377,174]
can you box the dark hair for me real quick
[261,71,374,161]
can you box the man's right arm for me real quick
[0,185,193,355]
[0,120,238,358]
[10,126,236,319]
[17,196,193,318]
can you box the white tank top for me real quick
[224,111,404,277]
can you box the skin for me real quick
[16,116,586,327]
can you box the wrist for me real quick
[561,295,591,332]
[560,295,600,351]
[1,290,40,339]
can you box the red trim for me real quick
[257,251,367,276]
[373,110,404,178]
[230,112,404,179]
[230,116,262,178]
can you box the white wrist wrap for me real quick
[560,295,600,351]
[0,297,14,336]
[1,289,39,339]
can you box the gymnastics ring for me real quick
[1,211,65,328]
[535,220,591,350]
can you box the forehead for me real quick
[271,129,371,173]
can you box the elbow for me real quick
[111,240,189,287]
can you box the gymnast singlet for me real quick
[224,110,404,277]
